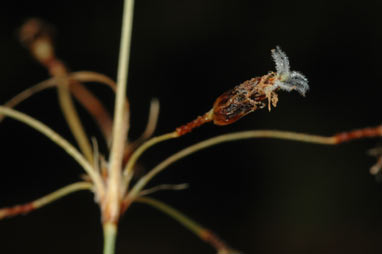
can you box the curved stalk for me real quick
[69,80,113,145]
[0,182,92,219]
[128,127,382,199]
[0,106,104,197]
[19,19,95,164]
[135,98,160,142]
[1,72,118,144]
[138,183,188,196]
[0,78,56,116]
[135,197,239,254]
[136,197,204,236]
[1,72,117,114]
[122,132,179,189]
[122,98,160,165]
[56,76,94,163]
[69,71,117,90]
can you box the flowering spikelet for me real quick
[211,46,309,126]
[176,46,310,135]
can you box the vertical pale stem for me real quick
[105,0,135,223]
[103,222,118,254]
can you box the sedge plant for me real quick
[1,1,382,254]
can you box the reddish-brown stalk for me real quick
[19,18,113,143]
[0,203,35,219]
[199,229,237,254]
[334,126,382,144]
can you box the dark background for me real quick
[0,0,381,253]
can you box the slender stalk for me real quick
[103,222,118,254]
[138,183,189,196]
[0,182,92,219]
[1,71,118,144]
[134,98,160,142]
[57,77,94,163]
[128,127,382,199]
[136,197,204,236]
[122,99,160,163]
[136,197,237,253]
[122,132,179,188]
[104,0,134,223]
[18,19,94,164]
[0,78,56,116]
[1,71,117,114]
[0,106,104,197]
[70,71,117,91]
[69,80,113,145]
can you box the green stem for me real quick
[103,222,118,254]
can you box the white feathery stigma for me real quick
[271,46,309,96]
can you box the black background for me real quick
[0,0,381,253]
